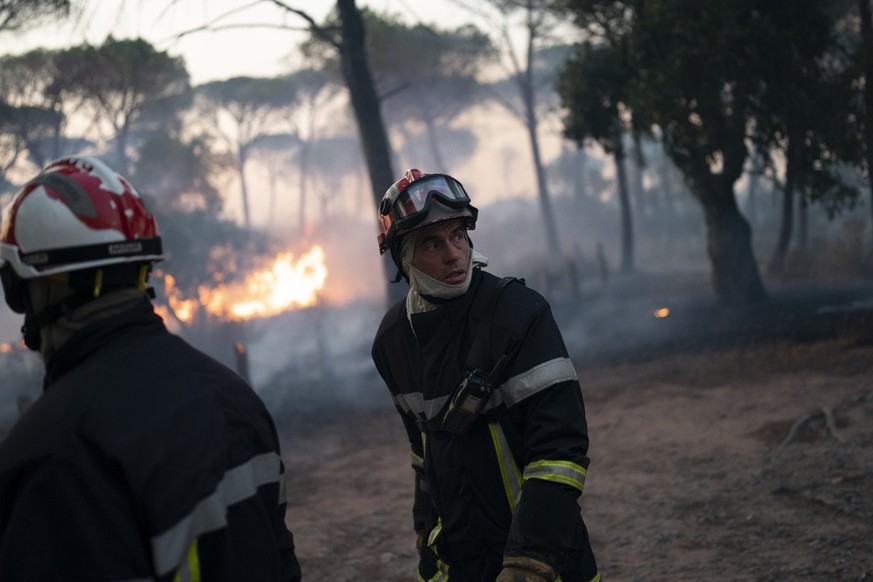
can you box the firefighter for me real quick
[371,169,601,582]
[0,156,302,581]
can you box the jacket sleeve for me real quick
[401,411,432,536]
[372,314,432,538]
[379,375,431,536]
[496,299,591,570]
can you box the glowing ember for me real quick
[654,307,670,318]
[0,343,12,353]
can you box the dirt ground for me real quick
[279,281,873,581]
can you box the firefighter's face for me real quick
[410,219,471,285]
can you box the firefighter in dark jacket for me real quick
[0,155,302,581]
[371,169,600,582]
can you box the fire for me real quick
[164,274,199,323]
[654,307,670,318]
[0,340,24,352]
[159,245,328,323]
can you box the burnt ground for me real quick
[278,274,873,581]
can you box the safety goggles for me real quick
[379,174,472,230]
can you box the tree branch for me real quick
[265,0,341,49]
[170,20,309,43]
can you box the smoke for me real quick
[241,299,391,429]
[3,175,873,443]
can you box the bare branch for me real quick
[159,0,320,51]
[167,20,309,45]
[264,0,341,49]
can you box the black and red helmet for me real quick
[377,168,478,256]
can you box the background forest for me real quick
[0,0,871,437]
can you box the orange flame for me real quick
[159,245,328,323]
[1,342,12,353]
[165,274,199,323]
[654,307,670,318]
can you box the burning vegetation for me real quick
[155,245,328,328]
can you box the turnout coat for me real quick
[0,299,301,581]
[372,269,599,582]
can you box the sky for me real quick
[0,0,566,213]
[0,0,473,85]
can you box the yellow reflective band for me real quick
[427,519,443,548]
[436,558,450,580]
[137,264,149,291]
[488,423,523,513]
[416,557,450,582]
[417,571,448,582]
[172,538,201,582]
[410,450,424,470]
[523,459,588,493]
[555,568,600,582]
[92,268,103,298]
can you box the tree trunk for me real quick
[336,0,404,305]
[656,155,679,221]
[693,173,767,304]
[614,140,635,273]
[117,122,130,176]
[744,147,762,226]
[518,9,560,258]
[860,0,873,247]
[237,146,251,229]
[573,148,588,204]
[297,140,310,234]
[524,98,561,256]
[798,193,808,252]
[423,114,446,172]
[768,135,797,276]
[630,138,646,219]
[267,169,277,230]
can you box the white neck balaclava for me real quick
[400,227,489,316]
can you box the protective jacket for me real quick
[0,299,302,581]
[372,269,599,582]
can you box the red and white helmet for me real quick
[377,168,478,256]
[0,155,163,280]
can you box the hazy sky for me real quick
[0,0,471,84]
[0,1,549,209]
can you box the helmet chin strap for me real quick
[21,291,95,351]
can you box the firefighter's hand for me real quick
[495,556,556,582]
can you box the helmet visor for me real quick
[380,174,471,229]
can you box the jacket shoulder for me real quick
[478,271,548,324]
[373,295,407,347]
